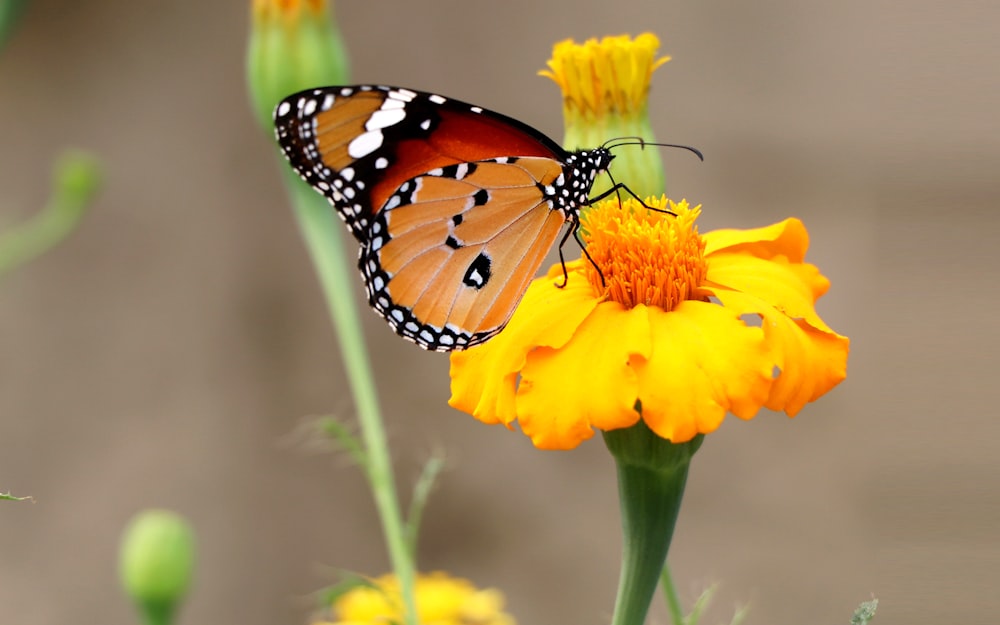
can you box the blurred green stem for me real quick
[0,150,101,276]
[660,564,684,625]
[0,0,26,51]
[283,168,417,625]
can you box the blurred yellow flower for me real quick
[449,198,848,450]
[317,572,515,625]
[540,33,669,121]
[540,32,670,200]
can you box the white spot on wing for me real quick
[375,157,389,169]
[429,94,446,104]
[276,101,291,117]
[348,131,383,158]
[389,88,416,102]
[366,108,406,131]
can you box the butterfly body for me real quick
[274,85,612,351]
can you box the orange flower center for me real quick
[581,197,708,311]
[253,0,326,19]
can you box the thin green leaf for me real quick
[404,451,446,559]
[318,416,367,467]
[850,597,878,625]
[684,582,716,625]
[316,573,379,609]
[727,603,750,625]
[1,491,33,502]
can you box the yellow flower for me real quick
[540,32,669,122]
[540,33,669,201]
[449,198,848,450]
[316,572,515,625]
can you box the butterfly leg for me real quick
[573,226,606,287]
[555,224,575,288]
[588,183,677,217]
[554,220,607,289]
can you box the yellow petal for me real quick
[448,261,601,427]
[703,217,809,262]
[707,288,849,415]
[706,252,834,333]
[634,301,773,442]
[515,301,651,449]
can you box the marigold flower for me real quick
[316,572,515,625]
[540,33,669,197]
[449,198,848,450]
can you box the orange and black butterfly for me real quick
[274,85,617,351]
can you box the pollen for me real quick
[581,197,707,311]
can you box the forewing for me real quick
[360,157,569,351]
[273,85,568,242]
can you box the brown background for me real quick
[1,1,996,624]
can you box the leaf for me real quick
[1,491,33,502]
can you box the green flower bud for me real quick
[540,33,670,199]
[119,509,196,625]
[52,149,103,220]
[247,0,350,130]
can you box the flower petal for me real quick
[706,252,833,333]
[515,301,651,449]
[448,260,601,428]
[635,301,773,442]
[703,217,809,262]
[707,288,849,415]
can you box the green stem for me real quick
[604,423,702,625]
[660,563,684,625]
[135,602,174,625]
[0,150,101,276]
[284,170,417,625]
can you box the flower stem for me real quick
[284,169,417,625]
[0,150,101,277]
[659,563,684,625]
[604,422,702,625]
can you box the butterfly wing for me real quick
[362,156,570,351]
[273,85,569,241]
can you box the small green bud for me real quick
[52,149,103,219]
[119,509,196,625]
[247,0,350,130]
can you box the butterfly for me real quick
[274,85,629,351]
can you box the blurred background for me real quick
[1,1,997,624]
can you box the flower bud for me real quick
[119,509,195,624]
[247,0,350,129]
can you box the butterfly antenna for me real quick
[604,138,705,162]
